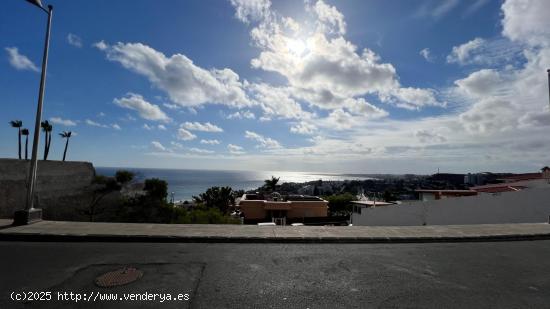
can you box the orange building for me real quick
[238,194,328,221]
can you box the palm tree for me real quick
[59,131,72,161]
[9,120,23,159]
[264,176,280,192]
[40,120,53,160]
[192,186,235,213]
[21,128,29,160]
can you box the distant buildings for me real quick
[464,173,487,186]
[543,167,550,182]
[428,173,465,187]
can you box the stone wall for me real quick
[0,158,96,220]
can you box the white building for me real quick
[352,179,550,226]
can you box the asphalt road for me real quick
[1,241,549,308]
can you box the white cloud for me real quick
[247,83,312,119]
[143,124,153,130]
[415,130,447,143]
[151,141,167,152]
[245,130,282,149]
[519,110,550,127]
[93,40,108,50]
[5,47,39,72]
[344,97,389,117]
[189,147,215,154]
[464,0,490,16]
[227,143,246,154]
[113,93,170,122]
[290,121,317,135]
[447,37,485,65]
[111,123,121,130]
[98,41,251,108]
[324,109,354,130]
[50,117,77,126]
[170,141,184,150]
[501,0,550,47]
[431,0,460,18]
[163,103,181,110]
[230,0,271,23]
[416,0,460,19]
[227,110,256,119]
[177,128,197,141]
[459,98,518,134]
[85,119,109,128]
[307,0,346,35]
[454,69,502,98]
[182,121,223,132]
[157,124,167,130]
[388,87,445,110]
[419,48,434,62]
[67,33,83,48]
[239,1,442,112]
[200,139,221,145]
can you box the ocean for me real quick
[95,167,373,202]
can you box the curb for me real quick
[1,232,550,243]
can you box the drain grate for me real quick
[95,267,143,287]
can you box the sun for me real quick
[286,38,306,55]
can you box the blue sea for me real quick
[95,167,373,202]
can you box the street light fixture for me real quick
[14,0,53,225]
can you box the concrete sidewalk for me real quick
[1,220,550,243]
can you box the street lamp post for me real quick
[547,69,550,107]
[13,0,53,225]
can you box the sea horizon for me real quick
[95,166,378,202]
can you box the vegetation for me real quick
[383,190,396,202]
[115,170,135,184]
[59,131,72,161]
[264,176,280,192]
[85,175,123,222]
[116,177,172,223]
[9,120,23,159]
[40,120,53,160]
[84,170,134,222]
[323,193,357,216]
[171,205,240,224]
[192,186,235,213]
[143,178,168,201]
[21,128,29,160]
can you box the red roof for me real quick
[499,173,541,182]
[473,186,526,193]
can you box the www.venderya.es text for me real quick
[10,291,190,303]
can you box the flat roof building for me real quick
[238,193,328,223]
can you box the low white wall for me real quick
[0,158,95,219]
[353,184,550,226]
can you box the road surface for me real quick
[1,241,549,308]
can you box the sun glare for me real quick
[286,38,306,55]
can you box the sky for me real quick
[1,0,550,174]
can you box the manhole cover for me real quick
[95,267,143,287]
